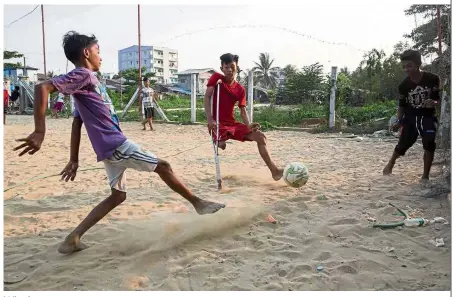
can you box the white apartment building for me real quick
[118,45,178,84]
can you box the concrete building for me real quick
[118,45,178,84]
[176,68,216,95]
[101,72,115,80]
[3,66,39,83]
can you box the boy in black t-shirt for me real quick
[383,49,441,180]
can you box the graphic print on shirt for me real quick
[407,85,433,109]
[95,81,121,131]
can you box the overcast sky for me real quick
[2,3,441,75]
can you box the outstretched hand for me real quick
[424,99,438,108]
[248,122,261,132]
[14,131,45,156]
[60,161,79,182]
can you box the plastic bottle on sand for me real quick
[403,218,426,227]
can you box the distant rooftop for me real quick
[176,68,216,75]
[119,45,177,52]
[4,66,39,71]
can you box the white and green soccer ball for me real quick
[283,162,309,188]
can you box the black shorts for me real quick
[144,106,155,119]
[395,116,437,155]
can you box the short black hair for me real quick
[220,53,239,65]
[14,86,19,91]
[143,77,149,82]
[400,49,422,66]
[62,31,98,64]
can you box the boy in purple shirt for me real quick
[14,31,225,254]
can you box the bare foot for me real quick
[420,175,430,183]
[57,235,89,254]
[193,198,225,215]
[383,162,394,175]
[272,168,284,181]
[218,141,226,150]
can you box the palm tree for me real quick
[283,64,297,76]
[237,67,248,85]
[252,53,279,89]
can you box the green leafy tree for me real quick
[4,50,23,68]
[404,5,451,57]
[119,67,156,86]
[276,62,326,104]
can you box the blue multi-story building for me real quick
[118,45,178,84]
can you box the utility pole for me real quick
[41,5,47,78]
[23,56,26,78]
[138,4,142,118]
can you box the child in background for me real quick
[51,93,65,118]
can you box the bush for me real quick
[338,100,395,125]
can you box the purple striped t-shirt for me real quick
[51,67,126,161]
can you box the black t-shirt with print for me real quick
[398,71,440,117]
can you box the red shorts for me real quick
[210,122,252,142]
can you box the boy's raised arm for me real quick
[14,80,56,156]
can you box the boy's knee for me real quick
[254,131,267,145]
[394,144,408,156]
[110,189,127,205]
[423,140,436,152]
[156,159,172,173]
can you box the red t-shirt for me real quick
[207,72,246,124]
[3,89,9,107]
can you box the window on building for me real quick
[144,60,147,64]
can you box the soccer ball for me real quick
[283,162,309,188]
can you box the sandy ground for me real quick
[3,115,451,291]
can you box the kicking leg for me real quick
[245,131,283,181]
[57,189,126,254]
[154,159,225,214]
[384,122,417,175]
[383,150,401,175]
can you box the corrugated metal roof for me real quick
[176,68,216,75]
